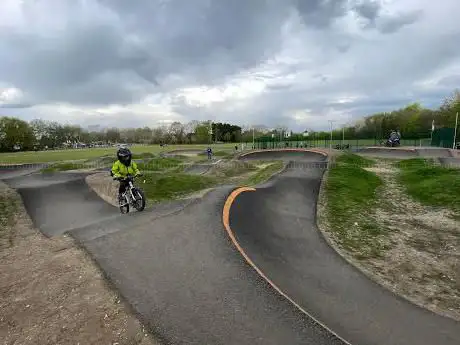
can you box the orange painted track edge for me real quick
[222,187,353,345]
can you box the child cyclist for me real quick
[111,147,141,204]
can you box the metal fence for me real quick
[250,138,432,150]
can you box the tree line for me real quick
[0,118,244,152]
[310,89,460,140]
[1,89,458,152]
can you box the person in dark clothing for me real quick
[206,147,213,160]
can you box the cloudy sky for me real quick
[0,0,459,131]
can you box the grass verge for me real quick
[141,173,217,201]
[137,157,184,172]
[324,153,386,259]
[243,161,284,186]
[40,153,179,173]
[0,189,21,250]
[397,158,460,213]
[208,160,258,178]
[134,160,285,201]
[0,144,236,164]
[41,162,87,173]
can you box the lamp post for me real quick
[453,112,459,149]
[328,120,335,155]
[208,121,213,145]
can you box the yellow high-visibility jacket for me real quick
[111,160,140,178]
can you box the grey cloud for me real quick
[353,0,381,23]
[437,75,460,87]
[0,103,33,109]
[377,10,423,34]
[336,43,351,53]
[96,0,292,79]
[1,0,459,132]
[295,0,349,28]
[1,0,293,105]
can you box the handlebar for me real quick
[113,173,143,181]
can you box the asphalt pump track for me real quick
[1,150,459,345]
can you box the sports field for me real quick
[0,144,236,164]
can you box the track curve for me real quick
[230,149,460,345]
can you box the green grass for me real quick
[397,158,460,212]
[243,161,285,186]
[132,152,156,159]
[137,157,184,172]
[94,155,116,165]
[138,159,286,201]
[325,153,385,259]
[208,160,258,178]
[41,161,88,173]
[0,190,21,250]
[334,152,376,167]
[40,153,188,173]
[0,144,236,164]
[141,173,217,201]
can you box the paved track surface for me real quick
[3,150,459,344]
[232,151,460,345]
[416,147,453,157]
[0,163,47,179]
[76,187,345,345]
[356,147,418,158]
[439,157,460,168]
[183,162,212,175]
[4,172,119,237]
[356,147,455,160]
[165,149,205,156]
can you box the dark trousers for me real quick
[118,180,128,196]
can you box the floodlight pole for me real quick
[328,120,335,155]
[453,112,459,149]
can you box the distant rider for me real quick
[206,147,213,160]
[111,147,141,204]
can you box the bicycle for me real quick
[113,174,146,214]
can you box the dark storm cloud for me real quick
[0,0,293,105]
[0,0,423,107]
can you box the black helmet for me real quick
[117,147,132,166]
